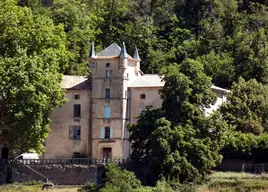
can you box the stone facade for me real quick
[44,42,228,159]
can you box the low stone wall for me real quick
[12,164,99,185]
[216,158,255,172]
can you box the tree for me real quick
[129,60,228,182]
[0,0,69,72]
[49,0,100,75]
[100,163,141,192]
[160,59,216,125]
[220,78,268,134]
[0,0,66,154]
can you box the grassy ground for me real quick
[0,184,81,192]
[2,172,268,192]
[200,172,268,192]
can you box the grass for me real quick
[199,172,268,192]
[3,172,268,192]
[0,184,81,192]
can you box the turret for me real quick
[89,42,95,58]
[119,42,128,68]
[133,46,140,73]
[88,42,96,76]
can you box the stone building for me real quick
[43,42,228,159]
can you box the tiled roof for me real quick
[211,85,229,92]
[60,75,91,90]
[96,43,133,58]
[129,75,229,92]
[128,74,165,87]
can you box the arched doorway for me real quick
[2,147,8,159]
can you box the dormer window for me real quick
[106,63,110,68]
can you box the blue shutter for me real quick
[73,126,77,140]
[104,106,110,118]
[100,126,105,138]
[110,127,113,138]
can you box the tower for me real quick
[88,42,140,159]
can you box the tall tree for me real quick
[0,0,66,153]
[220,78,268,134]
[49,0,100,75]
[129,60,228,182]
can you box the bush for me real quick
[100,163,141,192]
[82,182,98,192]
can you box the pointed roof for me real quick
[89,42,95,58]
[120,42,127,58]
[133,46,141,61]
[96,43,133,58]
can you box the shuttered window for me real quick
[69,126,81,140]
[104,106,110,118]
[101,126,113,139]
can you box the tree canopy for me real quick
[0,0,66,154]
[129,61,228,182]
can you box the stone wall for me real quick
[11,164,99,185]
[216,158,255,172]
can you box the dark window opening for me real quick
[73,94,80,100]
[105,88,110,98]
[2,147,8,159]
[105,127,110,138]
[106,63,110,67]
[140,94,146,99]
[74,104,81,117]
[103,148,112,159]
[73,152,80,158]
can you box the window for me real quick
[127,73,129,78]
[106,63,110,67]
[73,104,81,117]
[103,148,112,159]
[106,70,112,78]
[100,126,113,139]
[69,126,81,140]
[73,94,80,100]
[73,152,80,158]
[105,88,110,99]
[104,106,110,118]
[140,94,146,99]
[105,127,110,138]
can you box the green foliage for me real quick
[220,78,268,134]
[206,172,268,192]
[129,60,228,183]
[0,0,69,72]
[48,0,100,75]
[100,163,141,192]
[0,0,66,154]
[160,60,216,125]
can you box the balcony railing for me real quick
[8,158,129,165]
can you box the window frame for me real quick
[105,127,110,139]
[73,94,80,100]
[105,88,110,99]
[73,104,81,117]
[69,125,81,140]
[140,94,146,99]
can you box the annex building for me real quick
[44,42,228,159]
